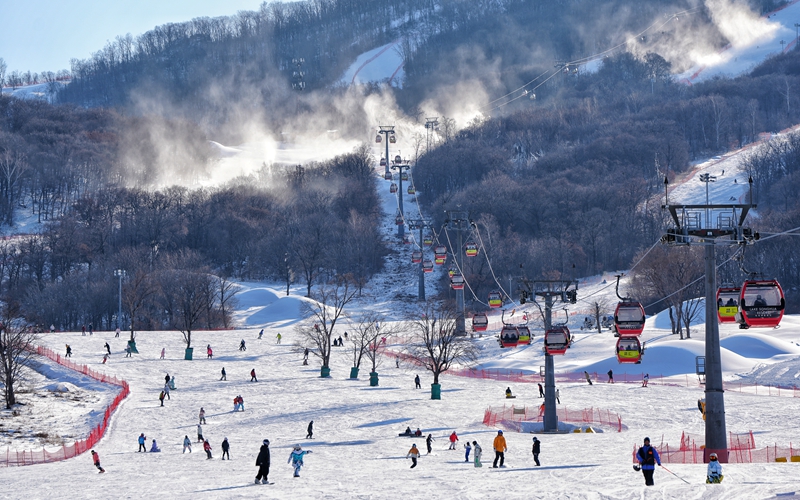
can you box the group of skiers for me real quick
[634,437,723,486]
[405,429,539,471]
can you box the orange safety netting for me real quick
[483,404,623,432]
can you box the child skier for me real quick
[288,445,312,477]
[473,441,482,467]
[407,443,420,468]
[138,433,146,452]
[448,431,458,450]
[707,452,723,483]
[197,424,204,443]
[464,441,472,462]
[91,450,105,473]
[183,435,192,453]
[203,439,213,459]
[199,408,206,424]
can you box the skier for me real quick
[414,374,421,389]
[425,434,434,454]
[258,329,264,339]
[707,452,723,483]
[220,367,226,381]
[160,347,165,359]
[115,327,120,338]
[233,396,240,412]
[635,437,661,486]
[642,373,649,387]
[199,407,206,424]
[104,342,111,355]
[150,439,161,452]
[448,431,459,450]
[306,420,314,439]
[464,441,472,462]
[239,339,246,351]
[91,450,105,473]
[276,333,282,344]
[203,439,213,459]
[538,383,544,398]
[303,348,309,361]
[607,369,614,383]
[250,368,257,382]
[531,437,541,466]
[197,424,204,443]
[65,344,72,357]
[138,433,147,452]
[183,435,192,453]
[125,345,132,357]
[102,353,108,364]
[50,324,55,333]
[492,430,507,468]
[584,371,593,385]
[207,344,213,359]
[158,390,166,406]
[163,382,170,400]
[407,443,420,469]
[288,445,312,477]
[82,325,86,336]
[556,388,561,404]
[473,441,483,467]
[164,373,171,385]
[88,323,93,335]
[238,395,245,411]
[255,439,271,484]
[221,437,230,460]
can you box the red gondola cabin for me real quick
[614,301,645,336]
[736,279,785,329]
[472,313,488,332]
[716,286,740,324]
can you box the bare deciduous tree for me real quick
[0,302,37,409]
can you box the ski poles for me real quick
[660,465,690,484]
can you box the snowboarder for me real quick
[448,431,459,450]
[207,344,213,359]
[65,344,72,357]
[239,339,246,351]
[183,435,192,453]
[255,439,271,484]
[102,353,108,364]
[505,387,513,398]
[250,368,257,382]
[138,433,147,452]
[125,345,132,357]
[642,373,649,387]
[288,445,311,477]
[707,452,723,483]
[492,430,507,468]
[426,434,434,454]
[407,443,420,468]
[538,383,544,398]
[160,347,165,359]
[203,439,213,459]
[636,437,661,486]
[303,348,309,360]
[221,437,230,460]
[258,329,264,339]
[556,388,561,404]
[531,437,541,466]
[306,420,314,439]
[464,441,472,462]
[150,439,161,452]
[220,367,226,381]
[197,424,204,443]
[104,342,111,355]
[584,371,593,385]
[276,333,281,344]
[199,408,206,424]
[158,390,165,406]
[473,441,483,467]
[164,373,171,385]
[414,374,421,389]
[91,450,105,473]
[607,369,614,383]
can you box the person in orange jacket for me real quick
[492,430,507,468]
[407,443,421,468]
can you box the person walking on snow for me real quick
[556,388,561,404]
[91,450,105,473]
[163,382,170,400]
[203,439,212,459]
[473,441,483,467]
[492,430,507,468]
[158,390,165,406]
[707,452,723,483]
[538,383,544,397]
[531,437,541,466]
[607,369,614,383]
[276,333,281,344]
[220,367,226,381]
[406,444,420,468]
[239,339,246,351]
[183,435,192,453]
[207,344,213,359]
[221,437,230,460]
[425,434,434,454]
[160,347,165,359]
[197,424,204,443]
[138,433,147,452]
[464,441,472,462]
[250,369,257,382]
[448,431,459,450]
[414,374,421,389]
[65,344,72,357]
[642,373,649,387]
[199,408,206,424]
[288,445,312,477]
[306,421,314,439]
[255,439,271,484]
[636,437,661,486]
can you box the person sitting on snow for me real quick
[707,452,723,483]
[150,439,161,452]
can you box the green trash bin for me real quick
[184,347,193,360]
[369,371,379,387]
[431,383,441,400]
[127,340,139,354]
[320,366,331,378]
[349,367,359,379]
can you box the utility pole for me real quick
[519,280,577,432]
[407,218,432,301]
[291,57,305,115]
[661,176,759,463]
[445,210,470,335]
[114,269,126,330]
[392,158,411,240]
[425,117,439,153]
[377,126,396,178]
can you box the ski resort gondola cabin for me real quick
[716,286,740,323]
[517,325,532,345]
[614,301,645,336]
[499,325,519,348]
[390,183,398,193]
[616,336,642,363]
[465,242,478,257]
[736,279,785,329]
[488,291,503,308]
[401,172,408,181]
[380,158,386,167]
[395,214,404,225]
[450,273,465,290]
[407,185,416,195]
[389,135,396,143]
[423,236,433,246]
[384,171,392,180]
[375,134,382,143]
[544,326,570,355]
[472,313,488,332]
[411,251,422,263]
[422,260,434,272]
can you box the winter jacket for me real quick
[636,445,661,470]
[138,434,146,445]
[473,444,482,459]
[407,446,420,458]
[532,439,541,454]
[493,434,507,452]
[289,449,310,465]
[449,432,458,443]
[222,439,230,452]
[183,437,191,447]
[256,444,271,467]
[203,441,212,452]
[92,451,100,464]
[707,460,722,477]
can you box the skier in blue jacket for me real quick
[636,437,661,486]
[288,445,312,477]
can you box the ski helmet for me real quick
[643,437,650,443]
[263,439,270,445]
[710,453,718,460]
[498,430,503,434]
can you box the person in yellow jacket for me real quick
[492,430,507,468]
[407,444,421,468]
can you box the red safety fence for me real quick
[0,346,129,466]
[631,432,798,464]
[483,405,623,432]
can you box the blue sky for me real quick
[0,0,268,74]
